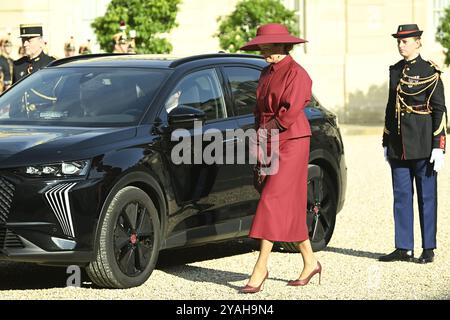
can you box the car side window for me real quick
[165,68,227,121]
[223,67,261,116]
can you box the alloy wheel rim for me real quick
[114,202,155,277]
[308,177,332,243]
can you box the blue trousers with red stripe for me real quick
[389,158,437,250]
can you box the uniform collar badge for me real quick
[405,56,419,65]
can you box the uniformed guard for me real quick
[0,38,14,91]
[112,21,136,53]
[78,39,92,55]
[12,24,55,84]
[9,24,57,118]
[0,67,4,93]
[379,24,446,264]
[64,36,76,57]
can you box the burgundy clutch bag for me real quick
[253,165,267,194]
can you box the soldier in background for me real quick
[79,39,92,55]
[113,33,130,53]
[64,36,76,57]
[17,45,26,59]
[128,29,136,54]
[0,38,14,92]
[12,24,55,84]
[379,24,446,264]
[0,67,3,93]
[112,21,136,53]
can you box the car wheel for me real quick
[86,186,161,288]
[279,165,337,253]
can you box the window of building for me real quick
[434,0,450,30]
[282,0,303,35]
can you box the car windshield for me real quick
[0,67,169,127]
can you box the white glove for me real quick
[383,146,388,162]
[430,148,445,173]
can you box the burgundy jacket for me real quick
[255,55,312,140]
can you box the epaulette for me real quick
[428,60,442,73]
[390,59,404,71]
[44,54,56,61]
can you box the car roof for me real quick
[48,53,266,69]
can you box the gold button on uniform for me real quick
[401,113,405,116]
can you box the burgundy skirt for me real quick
[249,137,310,242]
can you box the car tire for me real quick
[86,186,161,288]
[278,165,337,253]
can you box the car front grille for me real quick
[0,227,24,249]
[0,177,15,224]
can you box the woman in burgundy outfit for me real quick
[239,23,321,293]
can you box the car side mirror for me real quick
[168,105,206,128]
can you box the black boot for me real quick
[379,249,414,262]
[418,249,434,264]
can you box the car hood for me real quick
[0,126,137,168]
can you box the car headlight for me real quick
[22,160,91,177]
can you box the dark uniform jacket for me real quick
[0,54,13,86]
[382,55,447,160]
[12,51,55,84]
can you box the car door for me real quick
[220,65,263,234]
[161,67,244,243]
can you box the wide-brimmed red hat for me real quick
[392,24,423,38]
[240,23,307,51]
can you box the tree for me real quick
[91,0,181,54]
[436,6,450,65]
[216,0,299,53]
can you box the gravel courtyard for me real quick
[0,125,449,300]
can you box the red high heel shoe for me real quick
[240,271,269,294]
[287,261,322,286]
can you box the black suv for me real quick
[0,53,346,288]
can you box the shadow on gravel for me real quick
[0,239,259,291]
[0,239,290,290]
[161,265,248,290]
[157,239,291,289]
[324,246,385,259]
[0,261,89,290]
[157,238,260,268]
[156,239,262,290]
[156,238,290,268]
